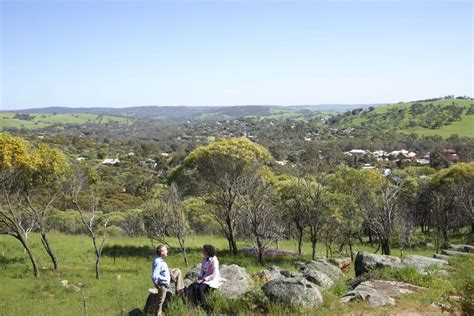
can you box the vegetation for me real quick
[1,96,473,315]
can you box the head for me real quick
[202,244,216,258]
[156,245,168,258]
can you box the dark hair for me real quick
[203,244,216,257]
[156,245,166,256]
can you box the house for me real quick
[102,158,120,165]
[344,149,368,156]
[139,159,157,168]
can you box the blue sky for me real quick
[1,0,472,109]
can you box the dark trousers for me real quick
[190,282,210,307]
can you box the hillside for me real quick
[332,98,474,138]
[0,113,132,130]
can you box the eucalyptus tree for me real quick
[170,137,273,255]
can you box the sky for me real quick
[0,0,472,109]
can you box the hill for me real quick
[0,113,132,130]
[331,98,474,138]
[0,104,379,120]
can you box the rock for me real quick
[433,254,451,261]
[293,261,306,269]
[300,259,344,281]
[184,263,201,280]
[401,255,448,271]
[328,258,351,273]
[302,269,333,289]
[341,280,425,307]
[448,244,474,253]
[258,266,291,282]
[441,249,472,257]
[70,285,81,293]
[262,277,323,308]
[60,280,69,288]
[354,251,402,277]
[218,264,252,299]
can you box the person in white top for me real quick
[189,244,224,309]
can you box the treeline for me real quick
[1,134,473,279]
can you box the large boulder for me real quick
[262,277,323,308]
[354,251,401,277]
[433,254,451,261]
[302,269,333,289]
[258,266,302,282]
[341,280,425,307]
[328,258,352,273]
[401,255,449,271]
[300,259,344,281]
[442,249,473,257]
[184,263,201,280]
[448,244,474,253]
[218,264,252,299]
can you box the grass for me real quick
[0,232,471,315]
[342,99,474,138]
[0,113,132,130]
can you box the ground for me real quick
[0,233,471,315]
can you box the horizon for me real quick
[1,0,472,109]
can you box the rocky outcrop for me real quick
[219,264,252,299]
[183,263,251,299]
[355,252,450,276]
[184,263,201,280]
[400,255,448,271]
[300,259,344,281]
[441,249,473,257]
[328,258,351,273]
[448,244,474,253]
[341,280,426,307]
[258,266,302,282]
[354,252,401,277]
[302,269,333,289]
[262,277,324,308]
[433,254,451,261]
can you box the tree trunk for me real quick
[349,242,354,262]
[297,228,303,255]
[381,238,391,255]
[95,253,100,279]
[18,234,40,277]
[178,238,189,268]
[40,230,58,270]
[257,238,265,265]
[225,216,238,255]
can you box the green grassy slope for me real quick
[1,232,471,315]
[0,113,132,130]
[338,99,474,138]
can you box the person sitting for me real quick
[189,244,223,309]
[150,245,185,315]
[151,245,170,316]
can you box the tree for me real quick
[0,133,41,277]
[144,183,190,267]
[24,144,69,270]
[367,176,402,255]
[68,165,109,279]
[276,176,307,255]
[172,137,273,255]
[236,171,281,265]
[328,168,368,260]
[439,163,474,232]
